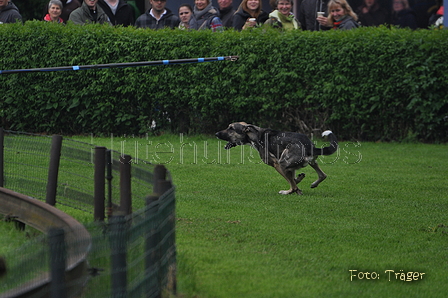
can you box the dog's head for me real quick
[242,125,262,143]
[215,122,260,149]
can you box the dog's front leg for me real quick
[273,164,303,195]
[279,170,303,195]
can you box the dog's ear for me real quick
[243,125,256,133]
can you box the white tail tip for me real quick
[322,130,332,137]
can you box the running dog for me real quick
[215,122,338,195]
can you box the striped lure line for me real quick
[0,56,239,75]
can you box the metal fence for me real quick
[0,128,176,298]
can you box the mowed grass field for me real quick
[73,134,447,298]
[2,133,447,297]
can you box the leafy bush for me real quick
[1,21,447,142]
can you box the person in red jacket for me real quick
[317,0,359,29]
[44,0,64,23]
[42,0,81,23]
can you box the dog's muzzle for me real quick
[215,131,237,150]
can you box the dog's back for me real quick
[255,129,315,159]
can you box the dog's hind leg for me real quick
[309,159,327,188]
[295,173,306,184]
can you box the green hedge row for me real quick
[1,21,447,142]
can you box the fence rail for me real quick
[0,187,90,298]
[0,128,176,298]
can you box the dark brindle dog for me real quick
[215,122,338,195]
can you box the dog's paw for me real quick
[279,189,303,195]
[224,142,236,150]
[310,176,326,188]
[294,173,305,184]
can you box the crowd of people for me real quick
[0,0,444,30]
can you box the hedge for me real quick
[1,21,447,142]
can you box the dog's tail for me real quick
[313,130,338,156]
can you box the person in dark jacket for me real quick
[391,0,418,29]
[299,0,329,30]
[135,0,180,29]
[218,0,235,27]
[69,0,111,24]
[189,0,223,32]
[326,0,359,29]
[98,0,134,26]
[233,0,269,30]
[356,0,389,26]
[0,0,22,23]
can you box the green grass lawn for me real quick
[3,133,447,297]
[0,219,41,256]
[70,134,447,298]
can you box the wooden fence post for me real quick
[49,227,67,298]
[106,149,113,218]
[0,128,4,187]
[94,146,106,221]
[144,164,175,298]
[46,135,62,206]
[120,154,132,215]
[145,193,160,298]
[144,165,167,298]
[153,165,167,196]
[110,215,127,298]
[155,168,176,295]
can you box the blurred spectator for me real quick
[69,0,111,24]
[264,0,300,29]
[218,0,235,27]
[135,0,180,29]
[412,0,437,28]
[178,3,193,29]
[189,0,223,31]
[42,0,81,23]
[126,0,140,20]
[98,0,134,26]
[0,0,22,23]
[356,0,389,26]
[44,0,64,22]
[391,0,418,29]
[299,0,329,30]
[326,0,359,29]
[233,0,269,30]
[428,0,443,28]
